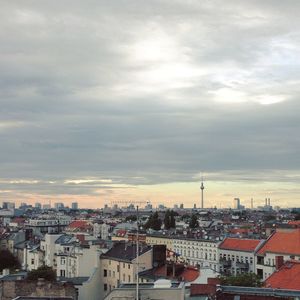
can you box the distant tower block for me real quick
[251,198,253,209]
[200,178,204,209]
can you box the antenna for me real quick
[136,205,139,300]
[110,200,146,300]
[200,175,204,209]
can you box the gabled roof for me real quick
[219,238,261,252]
[288,221,300,226]
[101,242,151,262]
[265,261,300,290]
[68,220,92,229]
[257,229,300,256]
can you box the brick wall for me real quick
[0,279,77,300]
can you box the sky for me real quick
[0,0,300,209]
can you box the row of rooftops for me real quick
[147,228,300,256]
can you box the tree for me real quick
[189,214,199,229]
[27,266,56,281]
[0,250,20,271]
[170,211,176,228]
[164,210,176,229]
[125,215,137,222]
[218,273,262,287]
[144,212,162,231]
[164,210,171,229]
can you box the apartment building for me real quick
[173,237,219,271]
[100,242,153,298]
[218,238,263,275]
[255,229,300,280]
[146,234,173,251]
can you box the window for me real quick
[109,260,111,265]
[128,275,131,282]
[117,265,120,272]
[31,258,34,265]
[123,274,125,281]
[104,284,107,291]
[128,264,130,269]
[113,271,115,277]
[123,262,125,268]
[103,269,107,277]
[60,270,65,277]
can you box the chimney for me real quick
[265,198,268,206]
[275,256,284,270]
[172,262,176,278]
[268,198,271,206]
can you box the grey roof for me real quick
[101,242,151,262]
[13,297,73,300]
[0,271,27,281]
[219,286,300,297]
[58,276,89,285]
[55,234,74,245]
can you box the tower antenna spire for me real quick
[200,174,204,209]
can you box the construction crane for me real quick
[110,200,147,300]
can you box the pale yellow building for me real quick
[146,234,173,251]
[100,242,153,298]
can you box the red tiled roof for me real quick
[11,217,26,224]
[219,238,261,252]
[257,229,300,255]
[190,284,216,296]
[181,266,199,282]
[116,229,127,237]
[68,220,91,229]
[265,261,300,290]
[288,221,300,226]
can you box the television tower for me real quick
[200,177,204,209]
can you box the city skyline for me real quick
[1,1,300,208]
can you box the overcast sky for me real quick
[1,0,300,208]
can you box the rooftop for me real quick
[257,229,300,255]
[101,242,151,262]
[265,260,300,290]
[219,238,261,252]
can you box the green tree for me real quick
[144,212,162,231]
[189,214,199,229]
[164,210,176,230]
[0,250,20,271]
[27,266,57,281]
[125,215,137,222]
[218,273,262,287]
[170,211,176,228]
[164,210,171,229]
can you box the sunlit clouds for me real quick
[0,1,300,208]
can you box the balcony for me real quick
[236,261,249,269]
[219,258,232,267]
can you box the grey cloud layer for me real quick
[0,1,300,197]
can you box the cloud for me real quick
[0,1,299,206]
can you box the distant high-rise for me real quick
[35,202,42,209]
[71,202,78,210]
[251,198,254,209]
[233,198,240,209]
[2,202,15,209]
[200,178,204,209]
[54,202,64,210]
